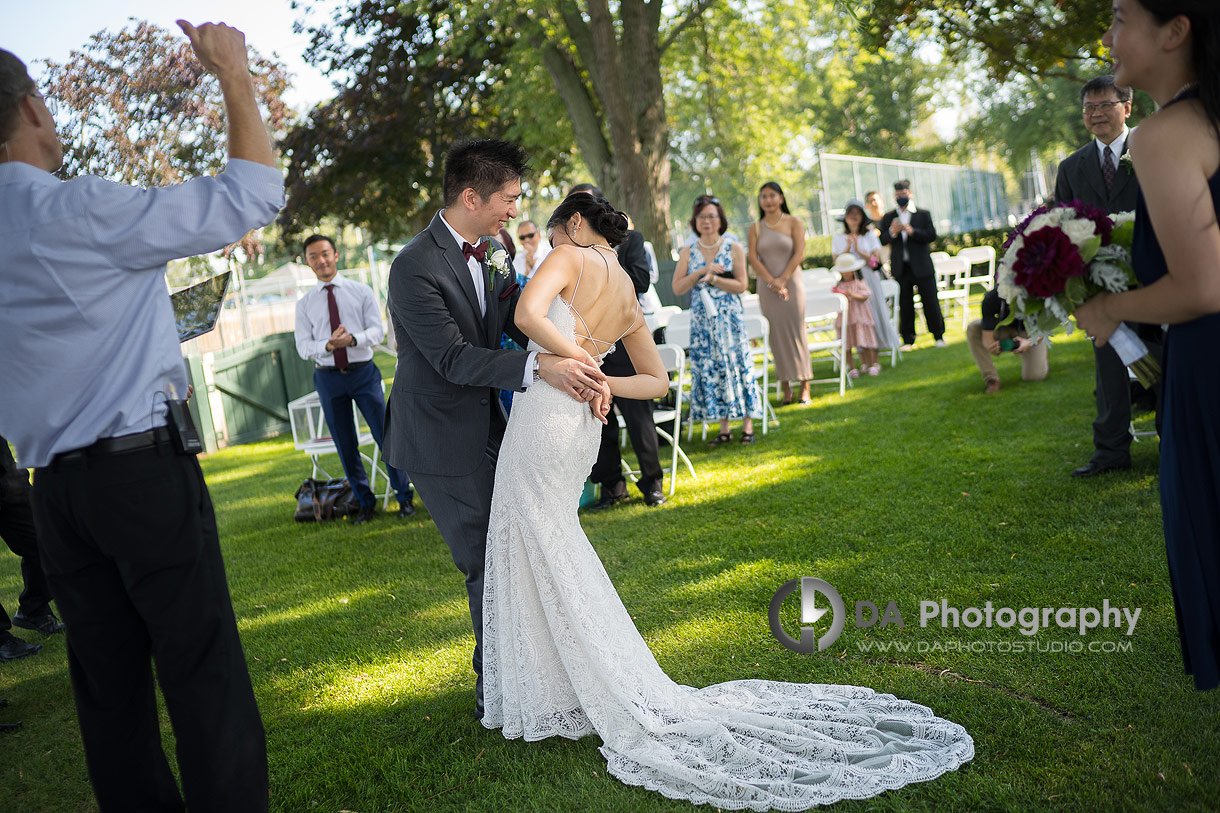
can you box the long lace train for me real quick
[481,297,973,809]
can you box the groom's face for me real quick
[472,179,522,237]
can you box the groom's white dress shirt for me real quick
[438,211,536,388]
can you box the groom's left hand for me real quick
[539,354,606,400]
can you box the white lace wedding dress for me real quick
[481,296,974,810]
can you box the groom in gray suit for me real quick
[383,140,605,717]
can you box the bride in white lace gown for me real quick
[481,194,974,809]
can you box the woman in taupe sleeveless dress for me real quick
[747,182,811,404]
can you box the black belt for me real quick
[52,427,174,465]
[315,360,372,373]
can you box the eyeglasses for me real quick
[696,214,721,221]
[1082,101,1123,113]
[518,231,538,240]
[30,91,58,117]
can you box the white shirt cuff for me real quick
[522,351,539,389]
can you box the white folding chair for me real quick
[933,256,971,330]
[805,291,850,396]
[955,245,997,297]
[929,251,951,264]
[802,268,837,291]
[645,304,682,333]
[288,389,395,509]
[743,314,778,435]
[620,344,697,497]
[663,309,691,349]
[879,278,903,366]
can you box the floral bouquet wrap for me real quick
[995,201,1160,387]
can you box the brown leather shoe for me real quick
[983,379,1001,394]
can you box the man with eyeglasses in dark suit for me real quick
[1054,74,1159,479]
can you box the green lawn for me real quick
[2,318,1218,812]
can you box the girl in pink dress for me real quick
[830,253,878,376]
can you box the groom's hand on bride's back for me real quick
[538,353,605,401]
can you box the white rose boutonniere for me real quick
[1119,152,1134,176]
[485,244,511,291]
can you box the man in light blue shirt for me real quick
[0,22,280,812]
[294,233,414,521]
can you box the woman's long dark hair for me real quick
[1137,0,1220,139]
[843,204,869,236]
[546,193,630,248]
[757,182,791,220]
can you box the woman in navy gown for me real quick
[1077,0,1220,690]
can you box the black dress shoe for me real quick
[350,504,378,525]
[644,489,667,507]
[396,501,416,518]
[1071,461,1131,478]
[13,610,65,636]
[0,633,42,661]
[591,483,628,510]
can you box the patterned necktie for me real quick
[324,283,348,370]
[462,241,487,262]
[1102,145,1116,193]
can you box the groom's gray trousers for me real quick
[406,454,496,712]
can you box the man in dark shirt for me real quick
[965,290,1049,393]
[570,184,666,508]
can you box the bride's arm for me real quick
[515,247,599,367]
[605,321,670,400]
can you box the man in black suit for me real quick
[0,436,63,662]
[1053,75,1155,478]
[879,179,945,349]
[570,184,666,508]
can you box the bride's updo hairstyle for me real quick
[547,193,630,249]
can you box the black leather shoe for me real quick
[350,504,378,525]
[396,501,416,518]
[13,611,65,636]
[0,633,42,661]
[1071,461,1131,478]
[644,489,667,507]
[591,483,628,510]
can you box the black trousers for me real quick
[897,273,945,344]
[0,495,53,632]
[31,444,267,813]
[589,340,663,495]
[590,398,663,495]
[1090,323,1164,466]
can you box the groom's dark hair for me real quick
[443,139,529,207]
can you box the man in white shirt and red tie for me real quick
[294,234,414,523]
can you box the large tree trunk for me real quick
[530,0,678,253]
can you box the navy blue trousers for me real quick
[313,363,411,508]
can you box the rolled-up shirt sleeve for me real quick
[78,159,284,271]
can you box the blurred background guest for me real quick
[747,182,811,404]
[832,198,900,372]
[965,289,1048,393]
[513,219,548,282]
[829,255,878,377]
[672,195,763,445]
[864,189,891,266]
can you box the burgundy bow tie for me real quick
[462,241,487,263]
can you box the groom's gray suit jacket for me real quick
[383,212,531,477]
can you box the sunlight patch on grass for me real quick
[238,587,387,632]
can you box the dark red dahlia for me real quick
[1012,226,1087,298]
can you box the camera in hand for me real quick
[999,338,1017,352]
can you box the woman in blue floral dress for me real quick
[672,195,764,444]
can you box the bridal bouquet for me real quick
[995,201,1160,387]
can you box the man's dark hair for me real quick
[442,139,528,208]
[0,49,35,144]
[864,189,880,200]
[568,182,603,198]
[893,179,911,192]
[303,234,336,254]
[1080,75,1133,104]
